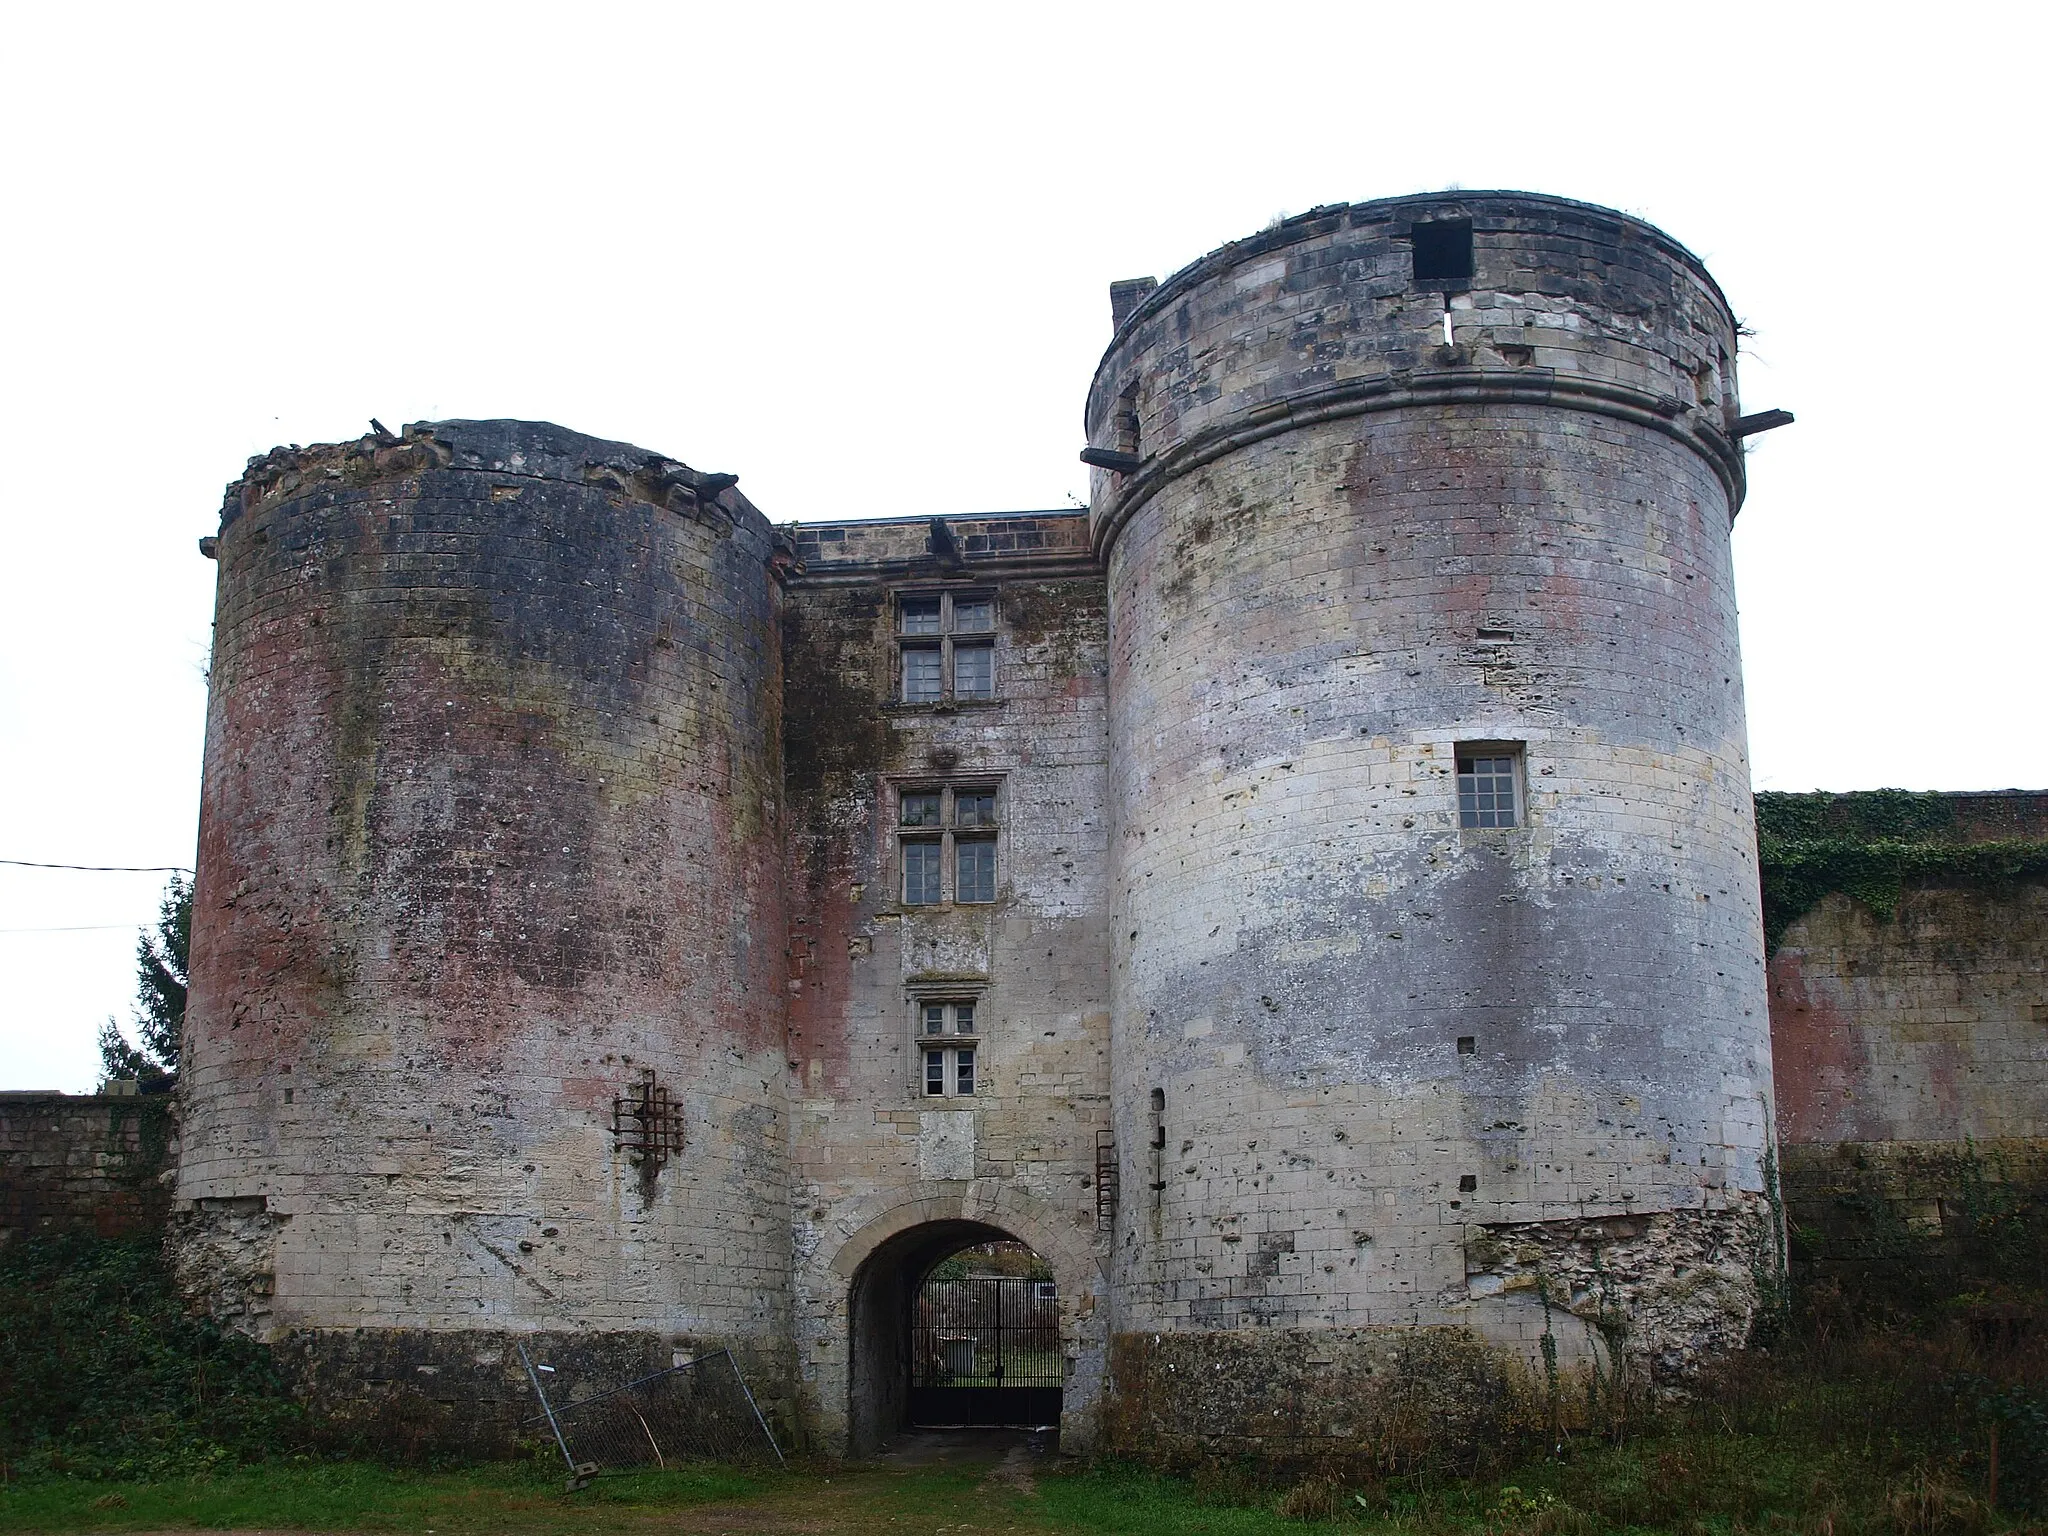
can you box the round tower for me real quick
[1088,195,1777,1415]
[175,420,789,1432]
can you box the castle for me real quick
[170,191,1798,1456]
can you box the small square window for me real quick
[1412,219,1474,284]
[1456,748,1522,829]
[901,596,943,635]
[920,999,977,1037]
[953,597,994,633]
[903,647,944,703]
[955,792,996,828]
[956,838,996,903]
[901,792,943,827]
[954,644,995,699]
[903,840,943,904]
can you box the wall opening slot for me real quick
[1412,219,1474,284]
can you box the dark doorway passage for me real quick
[847,1222,1063,1453]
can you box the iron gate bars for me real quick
[908,1274,1064,1427]
[519,1343,784,1486]
[912,1276,1063,1388]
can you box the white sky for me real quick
[2,2,2041,1092]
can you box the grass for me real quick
[0,1461,774,1533]
[0,1457,1419,1535]
[0,1419,2040,1536]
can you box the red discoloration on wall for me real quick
[178,422,793,1356]
[1770,886,2048,1151]
[786,842,861,1097]
[1767,947,1864,1143]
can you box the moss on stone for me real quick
[1756,791,2048,952]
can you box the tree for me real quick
[97,874,190,1093]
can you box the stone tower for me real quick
[1084,193,1777,1391]
[175,421,792,1424]
[171,193,1787,1457]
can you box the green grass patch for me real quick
[0,1461,774,1533]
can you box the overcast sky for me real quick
[2,2,2040,1092]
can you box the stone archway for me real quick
[805,1184,1106,1457]
[847,1217,1022,1451]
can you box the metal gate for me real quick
[909,1275,1062,1427]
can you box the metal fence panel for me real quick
[521,1344,783,1481]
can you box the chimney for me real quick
[1109,277,1158,331]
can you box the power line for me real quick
[0,860,194,873]
[0,924,138,934]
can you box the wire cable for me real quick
[0,924,139,934]
[0,860,194,873]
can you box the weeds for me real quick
[0,1233,303,1479]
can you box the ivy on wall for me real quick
[1756,790,2048,952]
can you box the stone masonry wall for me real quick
[176,421,794,1421]
[1769,796,2048,1279]
[780,512,1115,1452]
[1773,885,2048,1150]
[1086,193,1774,1397]
[0,1092,174,1240]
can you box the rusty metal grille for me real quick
[612,1073,685,1166]
[1095,1130,1117,1231]
[520,1344,782,1482]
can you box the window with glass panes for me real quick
[897,784,1000,905]
[902,840,944,904]
[919,999,978,1097]
[896,590,997,702]
[1456,748,1522,829]
[956,838,996,903]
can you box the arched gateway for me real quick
[810,1189,1106,1456]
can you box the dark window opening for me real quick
[1456,1036,1476,1055]
[1458,1174,1478,1193]
[1412,219,1474,284]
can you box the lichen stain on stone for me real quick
[1105,1326,1547,1476]
[780,598,893,811]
